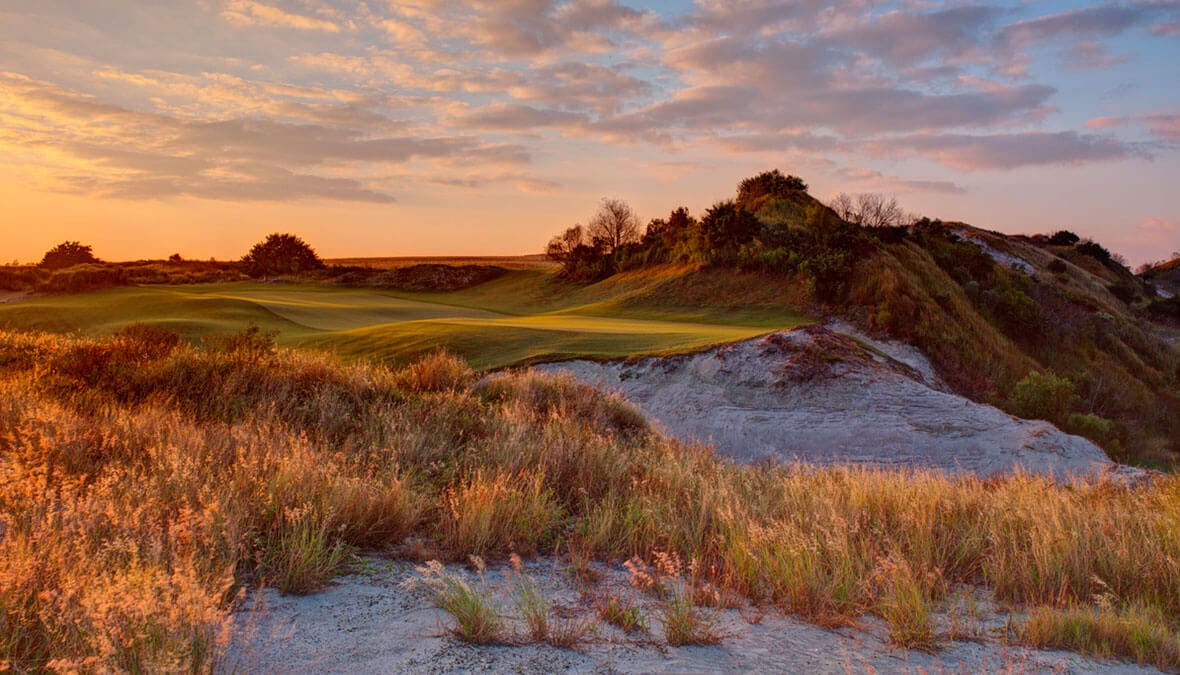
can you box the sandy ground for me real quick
[226,556,1157,674]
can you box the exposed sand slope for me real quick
[227,557,1156,674]
[536,325,1124,481]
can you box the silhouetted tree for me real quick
[546,225,586,263]
[241,233,324,277]
[39,241,99,269]
[830,193,910,228]
[588,198,641,254]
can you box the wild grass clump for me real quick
[393,350,474,393]
[596,591,648,634]
[627,552,722,646]
[440,470,564,559]
[1017,604,1180,671]
[257,506,351,595]
[508,555,595,648]
[3,328,1179,670]
[403,558,505,644]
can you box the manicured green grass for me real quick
[0,270,810,368]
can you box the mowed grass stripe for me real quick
[0,275,810,368]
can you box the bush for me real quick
[39,241,99,269]
[1063,413,1121,454]
[1076,239,1113,264]
[736,169,807,211]
[36,264,126,294]
[1047,230,1080,246]
[1047,259,1068,274]
[241,233,324,277]
[1009,371,1075,424]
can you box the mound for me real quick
[538,325,1131,481]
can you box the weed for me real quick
[258,506,351,595]
[597,591,648,634]
[403,558,505,644]
[1017,604,1180,671]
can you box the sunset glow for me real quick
[1,1,1177,264]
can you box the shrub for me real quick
[112,324,181,362]
[39,241,99,269]
[1009,371,1075,424]
[202,324,277,361]
[1076,239,1113,264]
[1063,413,1120,453]
[241,233,324,277]
[1048,259,1068,274]
[36,264,126,294]
[1048,230,1080,246]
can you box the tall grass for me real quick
[1,328,1178,670]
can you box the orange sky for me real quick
[1,1,1178,265]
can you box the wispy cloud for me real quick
[220,0,341,32]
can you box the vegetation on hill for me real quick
[543,171,1180,465]
[2,329,1178,671]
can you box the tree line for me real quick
[544,170,912,300]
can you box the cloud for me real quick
[1082,113,1180,142]
[999,4,1150,46]
[220,0,341,32]
[448,103,588,131]
[875,131,1145,171]
[824,6,1003,68]
[833,167,968,195]
[1061,41,1127,70]
[0,72,535,202]
[1145,114,1180,142]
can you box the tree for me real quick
[546,225,586,263]
[39,241,99,269]
[241,233,324,277]
[587,198,640,254]
[830,193,909,228]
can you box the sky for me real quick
[0,1,1178,266]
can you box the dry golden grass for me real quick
[1,328,1178,670]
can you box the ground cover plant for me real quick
[1,328,1178,671]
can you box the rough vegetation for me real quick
[2,329,1179,671]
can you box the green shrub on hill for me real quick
[1008,371,1075,425]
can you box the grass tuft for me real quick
[1017,604,1180,671]
[403,557,505,644]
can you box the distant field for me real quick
[0,268,810,368]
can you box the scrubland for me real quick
[1,326,1178,672]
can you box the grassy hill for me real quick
[0,277,807,370]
